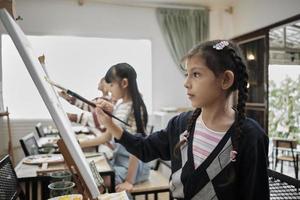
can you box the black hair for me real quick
[100,77,105,83]
[105,63,148,134]
[175,40,249,154]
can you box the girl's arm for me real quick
[67,112,103,130]
[79,131,112,148]
[237,129,269,200]
[96,106,174,162]
[59,91,97,112]
[67,113,78,123]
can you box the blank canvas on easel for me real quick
[0,8,101,199]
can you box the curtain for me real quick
[157,8,209,73]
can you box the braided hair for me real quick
[174,40,248,154]
[174,108,201,156]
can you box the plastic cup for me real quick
[48,181,75,198]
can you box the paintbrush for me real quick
[45,76,131,127]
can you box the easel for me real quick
[0,0,16,168]
[0,107,14,166]
[57,139,101,200]
[0,1,16,164]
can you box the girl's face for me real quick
[98,80,109,94]
[109,80,125,101]
[184,56,225,108]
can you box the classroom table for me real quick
[37,131,104,155]
[15,153,115,200]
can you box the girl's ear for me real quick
[221,70,234,90]
[120,78,129,89]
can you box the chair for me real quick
[36,122,59,137]
[0,155,26,200]
[19,133,40,156]
[273,138,299,179]
[20,132,60,156]
[146,125,154,135]
[35,122,45,138]
[268,169,300,199]
[131,159,172,200]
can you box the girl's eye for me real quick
[184,73,188,77]
[193,72,201,78]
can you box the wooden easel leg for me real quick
[0,107,14,166]
[0,0,17,18]
[6,110,14,165]
[57,139,95,200]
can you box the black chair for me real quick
[19,133,39,156]
[36,122,59,137]
[20,132,59,156]
[0,155,26,200]
[269,169,300,199]
[35,122,45,138]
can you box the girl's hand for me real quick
[96,99,114,113]
[115,181,133,192]
[67,113,77,122]
[95,102,123,139]
[95,101,114,127]
[58,91,72,101]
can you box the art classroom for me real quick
[1,0,300,200]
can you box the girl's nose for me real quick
[184,77,190,89]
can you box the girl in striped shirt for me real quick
[96,40,269,200]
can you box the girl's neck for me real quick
[200,96,235,132]
[122,92,132,103]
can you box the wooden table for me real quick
[37,133,99,154]
[15,153,115,200]
[37,132,97,147]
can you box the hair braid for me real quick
[173,108,201,156]
[228,47,249,151]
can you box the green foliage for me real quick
[269,75,300,140]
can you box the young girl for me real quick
[92,63,150,192]
[96,40,270,199]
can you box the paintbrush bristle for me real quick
[44,76,67,91]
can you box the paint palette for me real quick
[23,154,64,165]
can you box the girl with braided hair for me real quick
[95,40,269,199]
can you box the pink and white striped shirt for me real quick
[193,114,226,168]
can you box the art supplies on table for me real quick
[100,191,129,200]
[23,154,64,165]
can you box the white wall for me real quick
[0,0,191,158]
[232,0,300,38]
[209,7,234,40]
[2,35,152,119]
[1,0,299,113]
[0,38,3,112]
[209,0,300,40]
[4,0,298,114]
[7,0,189,112]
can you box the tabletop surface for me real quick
[15,153,113,179]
